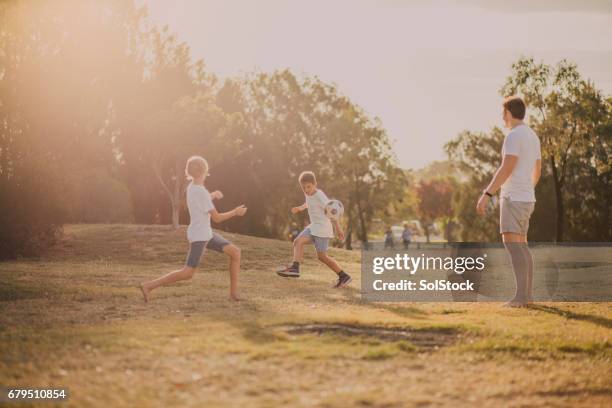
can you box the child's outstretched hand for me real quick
[337,230,345,242]
[234,205,247,216]
[211,190,224,200]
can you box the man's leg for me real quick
[522,241,534,303]
[502,232,529,306]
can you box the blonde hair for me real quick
[185,155,209,181]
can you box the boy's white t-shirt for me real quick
[500,124,541,203]
[305,189,334,238]
[186,182,215,242]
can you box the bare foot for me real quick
[140,283,150,303]
[503,299,527,308]
[229,293,241,302]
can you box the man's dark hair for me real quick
[298,171,316,184]
[503,96,526,120]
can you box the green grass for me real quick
[0,224,611,407]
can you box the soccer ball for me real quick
[325,199,344,220]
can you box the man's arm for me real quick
[484,154,518,194]
[476,154,518,215]
[532,159,541,187]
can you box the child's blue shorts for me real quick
[296,227,329,252]
[186,233,231,267]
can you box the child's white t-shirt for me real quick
[186,182,215,242]
[306,189,334,238]
[500,124,541,202]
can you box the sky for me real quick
[145,0,612,169]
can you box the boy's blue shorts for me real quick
[186,233,231,267]
[296,227,329,252]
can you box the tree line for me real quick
[445,58,611,242]
[411,58,611,243]
[1,1,609,260]
[0,0,404,258]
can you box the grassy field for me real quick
[0,224,610,407]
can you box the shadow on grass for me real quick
[0,280,50,302]
[527,304,612,329]
[381,305,429,320]
[334,284,429,320]
[535,388,612,397]
[196,277,434,346]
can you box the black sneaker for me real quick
[333,272,352,288]
[276,265,300,278]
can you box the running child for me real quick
[140,155,247,302]
[277,171,351,288]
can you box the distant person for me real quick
[444,220,457,242]
[276,171,351,288]
[384,227,394,249]
[477,96,541,307]
[140,156,247,302]
[401,224,412,249]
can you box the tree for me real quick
[234,70,405,246]
[0,0,145,257]
[141,94,244,228]
[445,129,504,241]
[446,59,611,242]
[501,57,611,241]
[416,178,455,243]
[322,106,406,249]
[211,70,404,245]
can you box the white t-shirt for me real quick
[500,124,541,202]
[305,189,334,238]
[186,183,215,242]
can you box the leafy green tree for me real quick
[446,127,561,242]
[445,129,504,241]
[64,168,134,223]
[447,59,610,242]
[111,22,218,227]
[416,178,456,242]
[501,57,611,241]
[142,93,245,228]
[321,105,405,248]
[0,0,144,257]
[228,70,404,246]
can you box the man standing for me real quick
[477,96,541,307]
[384,227,395,249]
[401,223,412,250]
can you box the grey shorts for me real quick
[500,197,535,236]
[296,227,329,252]
[186,233,231,267]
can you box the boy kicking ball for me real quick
[277,171,351,288]
[140,155,247,302]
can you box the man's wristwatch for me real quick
[484,191,493,197]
